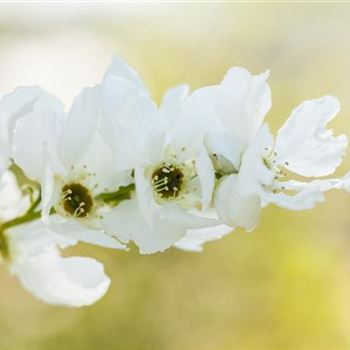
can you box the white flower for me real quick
[210,68,347,230]
[0,171,110,307]
[10,85,130,250]
[99,57,230,254]
[236,96,347,207]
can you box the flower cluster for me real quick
[0,56,349,307]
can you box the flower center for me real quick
[151,164,184,199]
[61,183,93,218]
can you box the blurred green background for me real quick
[1,3,350,350]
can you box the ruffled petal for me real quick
[262,177,347,210]
[275,96,347,177]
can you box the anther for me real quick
[152,165,184,199]
[61,183,93,218]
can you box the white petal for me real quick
[13,251,110,307]
[161,204,219,229]
[238,124,275,196]
[0,147,11,180]
[103,83,161,170]
[171,86,220,158]
[101,75,138,125]
[41,160,62,221]
[275,96,347,177]
[48,215,126,250]
[102,199,185,254]
[215,174,261,231]
[0,87,41,146]
[57,86,101,168]
[174,210,232,252]
[263,177,346,210]
[103,55,147,92]
[134,165,159,226]
[0,86,63,151]
[8,223,110,307]
[336,172,350,192]
[196,146,215,209]
[101,71,161,168]
[216,67,271,146]
[103,200,217,254]
[262,184,324,210]
[174,224,232,252]
[73,131,132,194]
[0,171,28,220]
[160,84,189,115]
[13,110,62,181]
[205,130,244,172]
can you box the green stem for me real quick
[0,230,9,259]
[0,210,41,232]
[96,184,135,206]
[0,210,41,260]
[27,190,41,214]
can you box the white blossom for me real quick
[10,85,129,250]
[206,67,347,230]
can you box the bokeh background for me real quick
[1,3,350,349]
